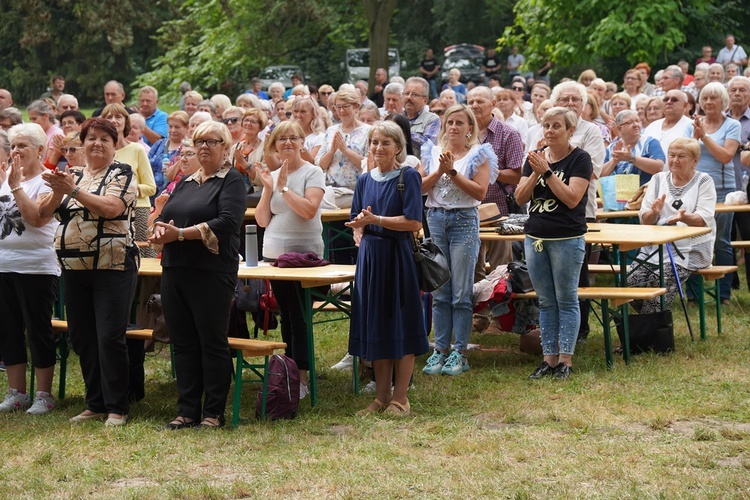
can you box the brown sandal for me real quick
[356,398,386,416]
[384,400,411,416]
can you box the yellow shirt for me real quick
[114,142,156,208]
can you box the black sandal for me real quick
[166,416,198,430]
[199,417,225,429]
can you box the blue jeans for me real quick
[714,206,734,300]
[428,79,438,100]
[525,236,585,356]
[428,207,480,352]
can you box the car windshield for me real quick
[348,50,398,68]
[444,56,482,70]
[259,67,298,80]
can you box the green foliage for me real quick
[0,0,171,106]
[502,0,750,82]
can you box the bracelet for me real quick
[10,186,23,194]
[379,216,383,226]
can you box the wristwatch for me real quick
[70,186,81,198]
[178,228,185,241]
[449,169,457,177]
[542,170,553,180]
[279,186,289,195]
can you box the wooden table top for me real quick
[139,258,356,288]
[245,208,351,222]
[596,202,750,220]
[479,222,711,252]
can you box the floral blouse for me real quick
[315,123,371,190]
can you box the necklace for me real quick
[546,145,572,163]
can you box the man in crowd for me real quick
[381,82,404,116]
[370,68,388,108]
[92,81,135,117]
[651,65,691,98]
[716,34,748,70]
[419,48,440,99]
[727,77,750,289]
[40,75,65,103]
[0,89,12,110]
[57,94,79,114]
[481,47,502,86]
[246,77,269,100]
[506,46,524,84]
[643,90,692,156]
[403,77,440,160]
[138,86,168,146]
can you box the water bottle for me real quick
[245,225,258,267]
[162,152,170,176]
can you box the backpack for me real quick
[257,354,300,420]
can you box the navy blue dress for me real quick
[348,167,428,361]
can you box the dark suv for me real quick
[440,44,485,86]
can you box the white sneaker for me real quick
[361,380,377,394]
[299,383,309,400]
[27,391,55,415]
[330,353,354,371]
[0,389,31,412]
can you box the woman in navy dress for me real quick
[346,121,427,416]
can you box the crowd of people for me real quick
[1,33,750,421]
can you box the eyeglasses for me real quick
[285,112,292,118]
[624,76,640,81]
[193,139,224,148]
[663,97,682,103]
[618,120,639,128]
[646,106,662,111]
[179,152,196,159]
[277,136,301,143]
[243,119,261,126]
[320,91,332,95]
[335,104,354,111]
[222,117,239,125]
[403,92,426,99]
[512,87,525,91]
[61,147,80,154]
[558,96,582,103]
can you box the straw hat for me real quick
[478,203,503,227]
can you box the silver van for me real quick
[343,48,403,84]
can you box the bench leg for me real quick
[231,350,244,428]
[621,303,631,366]
[696,277,707,341]
[714,279,722,335]
[58,333,68,400]
[601,299,614,370]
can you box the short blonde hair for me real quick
[168,110,189,127]
[610,92,632,108]
[193,121,232,152]
[184,90,203,102]
[542,107,578,130]
[101,103,131,136]
[335,87,360,107]
[700,82,730,109]
[242,107,268,130]
[236,93,261,109]
[264,120,305,157]
[368,121,407,164]
[438,105,479,148]
[669,138,701,163]
[585,93,601,120]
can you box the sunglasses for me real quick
[222,117,240,125]
[663,97,682,103]
[320,91,332,95]
[285,112,292,118]
[61,147,80,154]
[512,87,525,91]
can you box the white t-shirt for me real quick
[304,132,325,154]
[643,116,693,169]
[0,174,60,275]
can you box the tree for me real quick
[364,0,397,85]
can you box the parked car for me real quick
[258,65,305,91]
[440,44,485,86]
[343,48,404,84]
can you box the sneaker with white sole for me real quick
[330,353,354,371]
[441,350,470,376]
[361,380,377,394]
[422,350,449,375]
[27,391,55,415]
[0,389,31,412]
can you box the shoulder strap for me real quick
[397,167,427,252]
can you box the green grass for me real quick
[2,278,750,498]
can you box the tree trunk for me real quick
[364,0,397,85]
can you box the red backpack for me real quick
[257,354,300,420]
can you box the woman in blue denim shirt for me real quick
[515,107,593,380]
[418,104,498,376]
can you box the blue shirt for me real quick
[604,135,665,186]
[685,117,742,192]
[144,108,168,146]
[245,90,269,100]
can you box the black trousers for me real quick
[270,280,310,371]
[577,242,594,339]
[161,268,235,421]
[0,273,58,368]
[64,256,137,415]
[734,212,750,288]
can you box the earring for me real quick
[466,132,471,139]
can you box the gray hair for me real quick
[27,99,55,117]
[368,120,407,164]
[198,99,217,113]
[695,62,710,73]
[615,109,639,126]
[550,81,587,107]
[383,82,403,96]
[268,82,286,94]
[0,107,23,126]
[727,76,750,90]
[542,107,578,130]
[0,130,9,155]
[708,63,724,78]
[664,65,684,83]
[210,94,232,112]
[405,77,429,97]
[700,82,730,108]
[8,123,47,155]
[139,86,159,99]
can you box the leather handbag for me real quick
[616,310,674,356]
[507,260,534,293]
[397,168,451,292]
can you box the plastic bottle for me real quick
[245,225,258,267]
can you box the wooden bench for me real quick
[731,241,750,250]
[514,287,667,368]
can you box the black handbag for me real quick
[616,310,674,356]
[397,168,451,292]
[507,260,534,293]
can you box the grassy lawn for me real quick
[2,274,750,498]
